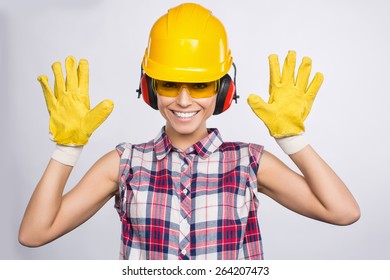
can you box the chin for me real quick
[171,123,203,135]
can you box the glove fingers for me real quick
[281,50,296,85]
[37,75,56,113]
[83,100,114,136]
[302,72,324,120]
[52,61,65,99]
[77,59,89,101]
[268,54,281,87]
[306,72,324,98]
[296,57,312,91]
[65,56,78,93]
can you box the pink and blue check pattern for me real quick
[115,127,264,259]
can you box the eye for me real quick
[192,83,209,90]
[161,82,178,88]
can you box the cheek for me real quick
[199,97,217,115]
[157,95,173,110]
[156,96,171,121]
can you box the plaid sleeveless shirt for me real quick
[115,127,264,259]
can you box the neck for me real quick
[164,125,208,151]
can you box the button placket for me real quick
[180,155,192,218]
[178,154,192,259]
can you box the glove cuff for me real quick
[51,144,83,166]
[275,134,309,155]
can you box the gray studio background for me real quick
[1,0,389,259]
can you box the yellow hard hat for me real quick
[142,3,233,83]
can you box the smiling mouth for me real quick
[173,111,198,119]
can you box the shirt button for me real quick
[181,249,187,255]
[183,188,189,195]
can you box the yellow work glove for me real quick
[38,56,114,146]
[247,51,323,154]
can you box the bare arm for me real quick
[19,150,119,247]
[257,145,360,225]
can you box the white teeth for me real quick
[174,111,197,119]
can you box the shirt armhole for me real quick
[115,143,133,219]
[248,143,264,193]
[249,144,264,174]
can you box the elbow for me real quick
[18,228,48,248]
[345,207,361,225]
[19,236,47,248]
[18,235,35,248]
[331,205,361,226]
[18,233,40,248]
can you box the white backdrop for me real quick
[1,0,389,260]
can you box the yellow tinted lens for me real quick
[155,80,217,98]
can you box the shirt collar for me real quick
[154,127,223,160]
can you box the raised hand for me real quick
[38,56,114,146]
[247,50,323,138]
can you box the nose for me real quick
[176,86,193,107]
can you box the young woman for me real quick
[19,3,360,260]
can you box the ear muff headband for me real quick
[136,63,239,113]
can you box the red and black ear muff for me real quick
[213,63,239,115]
[136,63,239,113]
[137,71,159,110]
[213,74,236,115]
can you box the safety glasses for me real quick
[154,80,219,99]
